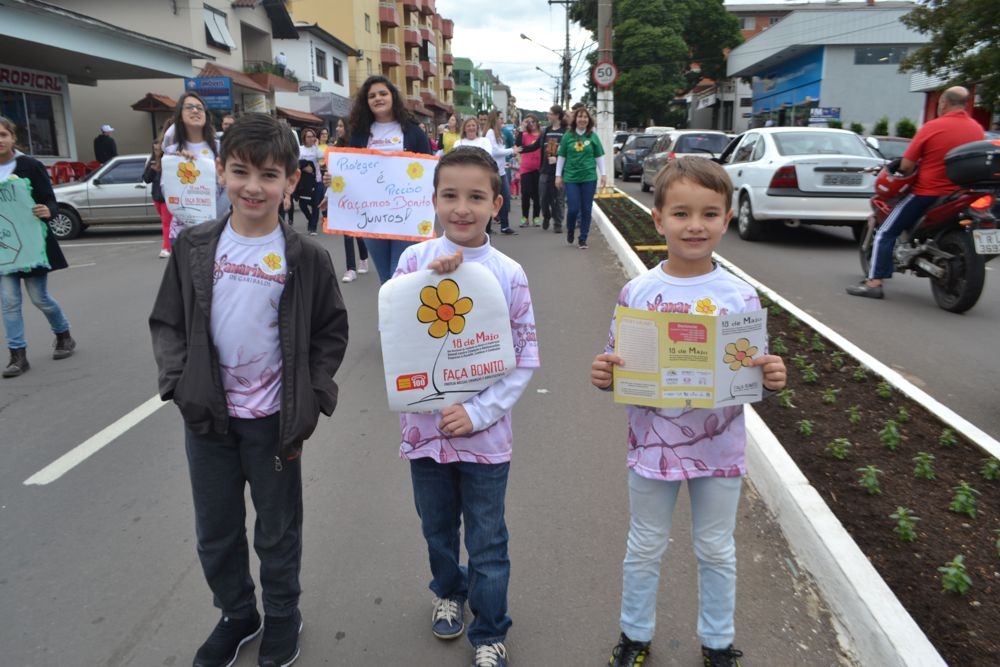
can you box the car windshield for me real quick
[675,133,729,154]
[629,136,658,150]
[615,133,630,143]
[773,131,871,157]
[875,138,910,161]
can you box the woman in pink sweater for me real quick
[516,115,543,227]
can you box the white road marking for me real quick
[23,395,166,486]
[68,263,97,269]
[62,240,156,248]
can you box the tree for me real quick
[571,0,743,127]
[900,0,1000,111]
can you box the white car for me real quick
[718,127,884,241]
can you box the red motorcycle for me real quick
[859,139,1000,313]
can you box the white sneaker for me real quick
[341,270,357,283]
[357,259,369,274]
[158,249,170,259]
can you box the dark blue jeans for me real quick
[499,172,512,230]
[564,179,597,244]
[184,413,302,618]
[365,238,415,283]
[410,457,512,646]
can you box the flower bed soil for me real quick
[596,196,1000,665]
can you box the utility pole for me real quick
[548,0,573,109]
[596,0,614,187]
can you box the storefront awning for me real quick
[198,63,270,94]
[130,93,177,113]
[276,106,324,126]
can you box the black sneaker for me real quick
[702,644,743,667]
[500,228,518,235]
[258,609,302,667]
[609,632,650,666]
[845,281,884,299]
[566,229,575,245]
[193,610,262,667]
[542,218,550,230]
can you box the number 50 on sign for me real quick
[592,61,618,89]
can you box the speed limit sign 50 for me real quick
[592,61,618,89]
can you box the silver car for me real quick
[50,155,159,240]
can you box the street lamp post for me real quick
[520,32,570,109]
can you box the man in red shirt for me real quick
[847,86,984,299]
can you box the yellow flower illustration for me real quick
[262,252,282,271]
[407,162,424,180]
[418,220,433,236]
[330,175,346,193]
[177,161,200,184]
[695,298,717,315]
[416,279,473,339]
[723,338,759,371]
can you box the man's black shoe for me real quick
[258,609,303,667]
[193,610,262,667]
[500,228,518,235]
[845,281,884,299]
[609,632,650,666]
[702,644,743,667]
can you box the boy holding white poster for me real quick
[388,147,539,667]
[589,158,786,667]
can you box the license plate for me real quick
[823,173,863,186]
[973,229,1000,254]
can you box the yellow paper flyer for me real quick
[613,305,767,409]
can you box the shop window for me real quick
[855,47,908,65]
[0,89,60,156]
[316,48,327,79]
[204,5,236,50]
[332,58,343,85]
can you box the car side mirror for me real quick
[92,178,102,186]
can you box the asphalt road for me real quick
[0,224,852,666]
[617,177,1000,440]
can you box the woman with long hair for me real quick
[0,116,76,378]
[555,106,606,249]
[332,118,370,282]
[439,114,460,155]
[297,127,324,235]
[336,75,432,283]
[452,116,491,153]
[516,115,543,227]
[143,119,174,257]
[484,110,519,235]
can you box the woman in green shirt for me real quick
[555,107,607,249]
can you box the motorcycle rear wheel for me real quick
[930,229,986,313]
[858,221,876,275]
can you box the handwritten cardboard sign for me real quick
[0,177,49,275]
[161,154,218,227]
[378,262,515,412]
[323,147,438,242]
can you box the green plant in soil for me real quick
[797,419,814,437]
[939,428,957,447]
[938,555,972,595]
[913,452,936,480]
[792,354,809,371]
[830,350,845,369]
[949,482,980,518]
[890,506,920,542]
[777,389,795,408]
[827,437,851,460]
[846,405,861,425]
[821,387,838,405]
[980,457,999,481]
[810,334,826,352]
[771,337,787,355]
[897,406,911,424]
[802,364,819,384]
[852,366,867,382]
[879,420,902,451]
[858,465,883,495]
[876,380,893,399]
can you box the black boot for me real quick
[53,330,76,360]
[3,347,29,378]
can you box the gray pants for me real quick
[539,172,565,229]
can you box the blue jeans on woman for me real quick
[620,471,742,648]
[564,179,597,246]
[300,182,324,233]
[1,274,71,349]
[365,238,415,283]
[498,172,512,231]
[410,457,512,647]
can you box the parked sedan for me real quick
[640,130,729,192]
[614,133,658,181]
[718,127,884,241]
[50,154,159,240]
[865,135,911,162]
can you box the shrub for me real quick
[849,122,865,135]
[873,115,890,136]
[895,117,917,138]
[827,119,843,129]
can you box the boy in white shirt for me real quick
[390,147,540,667]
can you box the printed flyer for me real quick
[0,177,49,275]
[161,154,218,226]
[378,262,515,412]
[613,305,768,409]
[323,147,438,242]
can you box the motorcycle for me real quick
[859,140,1000,313]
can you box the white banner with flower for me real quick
[161,154,218,227]
[613,306,767,409]
[378,262,516,412]
[323,147,438,242]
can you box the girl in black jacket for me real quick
[0,115,76,378]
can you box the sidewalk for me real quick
[222,223,855,666]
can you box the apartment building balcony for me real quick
[405,61,422,81]
[378,2,400,28]
[380,43,403,67]
[441,51,453,65]
[423,0,437,15]
[441,18,454,39]
[403,26,421,47]
[401,0,418,11]
[442,76,454,91]
[420,26,433,42]
[421,59,435,77]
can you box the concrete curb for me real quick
[590,196,974,666]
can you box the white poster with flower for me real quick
[378,262,516,412]
[612,306,768,409]
[161,154,218,226]
[323,147,438,242]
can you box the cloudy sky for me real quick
[436,0,597,112]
